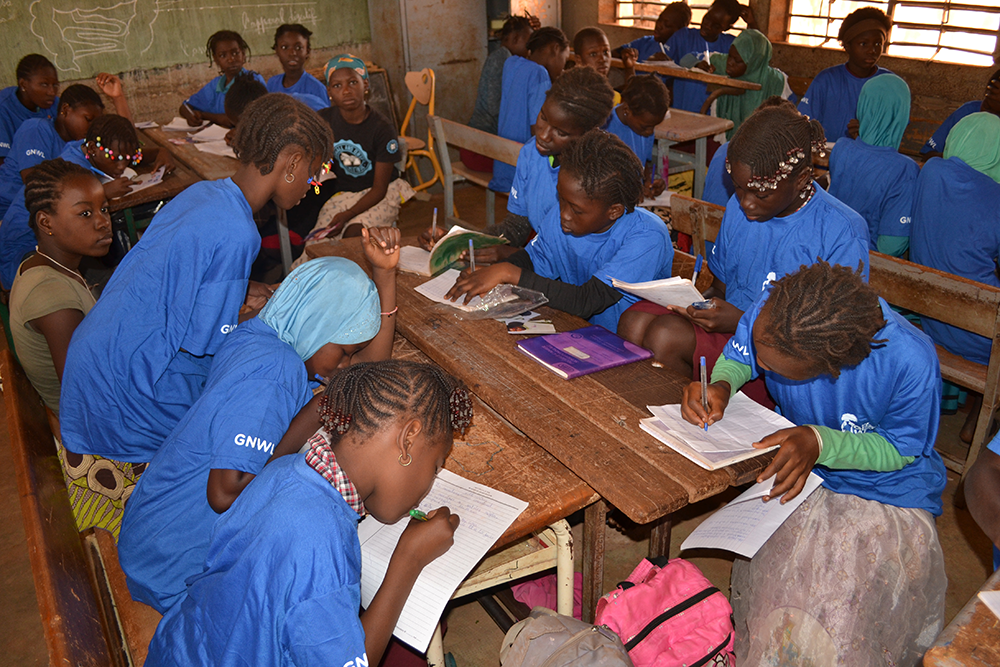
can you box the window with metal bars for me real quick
[616,1,713,28]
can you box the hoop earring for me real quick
[398,452,412,467]
[285,172,295,183]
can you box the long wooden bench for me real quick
[428,115,522,228]
[1,350,160,666]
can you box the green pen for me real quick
[409,509,428,521]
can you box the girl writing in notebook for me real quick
[120,250,399,613]
[681,261,947,665]
[446,129,672,332]
[144,360,470,667]
[180,30,265,128]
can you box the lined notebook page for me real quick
[414,270,492,312]
[357,469,528,652]
[647,393,793,454]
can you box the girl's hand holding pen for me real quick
[398,507,460,568]
[668,298,743,333]
[445,263,520,304]
[681,380,730,429]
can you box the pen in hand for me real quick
[700,355,709,431]
[409,509,428,521]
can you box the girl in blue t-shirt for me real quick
[145,360,470,667]
[266,24,327,102]
[921,69,1000,158]
[120,249,399,613]
[181,30,264,128]
[603,74,671,196]
[0,55,59,163]
[446,129,673,331]
[59,94,335,466]
[683,261,947,664]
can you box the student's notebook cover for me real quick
[517,325,653,379]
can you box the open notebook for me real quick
[357,469,527,652]
[611,276,704,310]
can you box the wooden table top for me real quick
[110,147,199,213]
[924,566,1000,666]
[141,126,237,181]
[392,335,598,546]
[312,238,771,525]
[656,109,733,144]
[611,57,762,91]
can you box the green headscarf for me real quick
[856,74,910,149]
[710,29,786,140]
[944,112,1000,184]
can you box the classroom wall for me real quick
[565,0,989,124]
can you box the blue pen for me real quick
[700,355,709,431]
[469,239,476,272]
[692,254,703,286]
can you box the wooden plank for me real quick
[924,567,1000,666]
[110,157,199,213]
[603,57,761,90]
[656,109,733,144]
[582,500,609,623]
[141,127,237,181]
[433,116,522,166]
[937,345,989,392]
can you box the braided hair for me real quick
[224,72,267,122]
[838,7,891,42]
[16,54,56,82]
[230,93,334,175]
[500,15,534,39]
[661,2,692,24]
[24,159,97,232]
[206,30,251,64]
[87,114,139,154]
[545,66,615,132]
[60,84,104,110]
[756,261,886,379]
[727,105,825,188]
[319,360,474,444]
[273,23,312,49]
[527,26,569,53]
[621,74,670,120]
[560,129,644,212]
[710,0,744,21]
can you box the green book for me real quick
[397,225,509,276]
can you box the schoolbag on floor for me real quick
[500,607,634,667]
[594,558,734,667]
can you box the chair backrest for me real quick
[429,115,522,167]
[667,194,724,258]
[401,69,436,140]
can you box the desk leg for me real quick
[277,208,293,277]
[648,515,673,559]
[582,500,608,623]
[694,137,707,199]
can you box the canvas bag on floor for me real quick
[499,607,634,667]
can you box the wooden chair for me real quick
[429,115,522,227]
[665,193,725,259]
[867,252,1000,476]
[400,69,446,192]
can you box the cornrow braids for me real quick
[500,15,533,39]
[24,159,96,232]
[573,27,607,55]
[16,54,56,82]
[528,26,569,53]
[662,2,692,24]
[838,7,891,42]
[757,95,796,112]
[711,0,744,21]
[621,74,670,120]
[230,93,334,175]
[756,260,886,379]
[560,129,644,212]
[726,105,826,190]
[224,72,267,121]
[87,114,139,154]
[545,66,615,132]
[273,23,312,49]
[206,30,251,64]
[60,84,104,110]
[318,360,473,444]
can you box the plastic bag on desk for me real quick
[452,284,548,320]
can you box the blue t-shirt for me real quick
[828,137,918,249]
[526,205,673,330]
[507,138,559,230]
[60,178,260,462]
[490,56,551,193]
[0,187,35,290]
[909,157,1000,365]
[0,87,57,159]
[703,142,733,207]
[621,35,674,61]
[797,64,892,142]
[664,29,736,112]
[289,92,328,111]
[187,70,266,115]
[58,139,111,179]
[145,454,367,667]
[266,71,328,101]
[921,100,980,155]
[725,291,947,516]
[604,105,655,166]
[0,118,65,218]
[119,318,312,613]
[709,184,870,312]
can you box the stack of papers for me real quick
[640,393,791,470]
[133,121,158,129]
[189,124,229,142]
[163,116,209,131]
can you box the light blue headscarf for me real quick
[857,73,911,149]
[258,257,381,361]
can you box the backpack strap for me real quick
[688,632,734,667]
[623,586,721,651]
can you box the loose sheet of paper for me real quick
[647,393,793,454]
[611,276,703,309]
[681,473,823,558]
[163,116,209,131]
[357,469,528,651]
[133,120,158,129]
[125,166,166,195]
[190,123,230,142]
[193,140,236,158]
[979,590,1000,619]
[415,269,492,312]
[639,190,674,209]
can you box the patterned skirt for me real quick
[57,441,145,540]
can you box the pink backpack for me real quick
[594,558,734,667]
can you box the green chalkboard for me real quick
[0,0,371,86]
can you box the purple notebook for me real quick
[516,325,653,379]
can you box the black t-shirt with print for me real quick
[319,106,400,193]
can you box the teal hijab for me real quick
[258,257,381,362]
[944,112,1000,184]
[857,74,910,149]
[710,29,786,140]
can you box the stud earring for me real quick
[285,172,295,183]
[398,452,412,467]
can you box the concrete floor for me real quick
[0,183,993,666]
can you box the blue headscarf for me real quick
[258,257,381,361]
[857,74,911,149]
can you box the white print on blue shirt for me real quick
[344,653,369,667]
[900,216,911,224]
[840,413,876,434]
[25,148,44,158]
[220,323,238,334]
[234,433,275,455]
[730,340,751,357]
[511,185,519,200]
[761,271,776,291]
[335,139,372,177]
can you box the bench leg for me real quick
[444,177,455,225]
[427,623,445,667]
[648,515,673,559]
[694,137,707,199]
[582,500,608,623]
[486,189,495,228]
[550,519,574,616]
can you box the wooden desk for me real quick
[655,110,733,199]
[609,56,762,91]
[109,160,199,214]
[312,238,772,620]
[924,567,1000,665]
